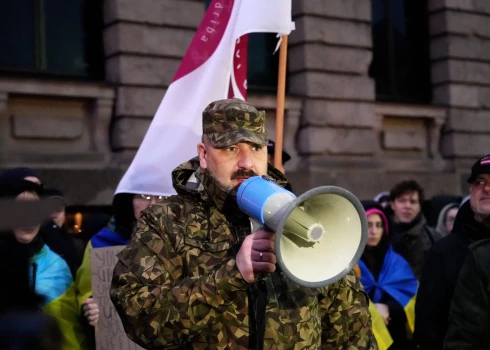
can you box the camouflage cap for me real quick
[202,98,268,148]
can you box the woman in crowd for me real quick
[359,201,418,350]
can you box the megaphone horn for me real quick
[237,176,367,288]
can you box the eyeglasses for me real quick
[137,194,165,201]
[472,179,490,189]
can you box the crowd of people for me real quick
[0,98,489,349]
[359,155,490,350]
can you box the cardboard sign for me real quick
[90,245,145,350]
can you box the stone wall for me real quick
[2,0,490,205]
[284,0,460,199]
[289,0,378,165]
[429,0,490,182]
[0,78,117,205]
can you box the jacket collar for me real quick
[171,157,288,213]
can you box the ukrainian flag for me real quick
[359,246,418,334]
[34,244,87,349]
[355,264,393,350]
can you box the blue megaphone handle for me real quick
[237,176,294,225]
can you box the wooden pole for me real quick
[274,35,288,171]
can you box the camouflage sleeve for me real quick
[319,270,378,350]
[110,209,250,349]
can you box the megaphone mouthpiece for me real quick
[283,207,325,242]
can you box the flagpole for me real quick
[274,35,288,171]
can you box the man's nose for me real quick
[482,181,490,191]
[237,150,254,169]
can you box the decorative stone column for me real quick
[429,0,490,181]
[288,0,378,187]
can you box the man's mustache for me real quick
[231,169,257,180]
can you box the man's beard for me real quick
[208,169,258,193]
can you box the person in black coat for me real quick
[445,238,490,349]
[414,155,490,349]
[39,188,83,278]
[0,177,63,350]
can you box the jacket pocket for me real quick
[181,236,232,277]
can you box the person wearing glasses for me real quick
[414,155,490,350]
[74,192,164,346]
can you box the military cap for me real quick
[202,98,267,148]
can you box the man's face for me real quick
[50,207,66,227]
[13,191,41,244]
[198,141,268,191]
[470,173,490,217]
[391,191,421,223]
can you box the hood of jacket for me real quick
[171,156,288,213]
[435,202,460,237]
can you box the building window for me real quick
[204,0,278,92]
[370,0,432,103]
[0,0,104,79]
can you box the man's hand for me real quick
[375,303,390,325]
[236,230,276,283]
[83,298,100,326]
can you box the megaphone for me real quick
[237,176,367,288]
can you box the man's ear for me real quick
[197,143,207,169]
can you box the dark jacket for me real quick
[414,201,490,350]
[390,212,440,279]
[445,238,490,349]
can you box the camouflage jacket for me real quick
[110,157,377,349]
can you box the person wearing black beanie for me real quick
[39,188,83,279]
[0,177,86,349]
[0,167,42,186]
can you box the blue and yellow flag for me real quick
[359,246,418,333]
[33,244,87,349]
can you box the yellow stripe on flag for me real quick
[404,295,416,334]
[369,301,393,350]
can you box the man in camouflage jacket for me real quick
[110,98,377,349]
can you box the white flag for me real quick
[116,0,293,196]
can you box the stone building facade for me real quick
[0,0,489,207]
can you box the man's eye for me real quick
[225,147,237,152]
